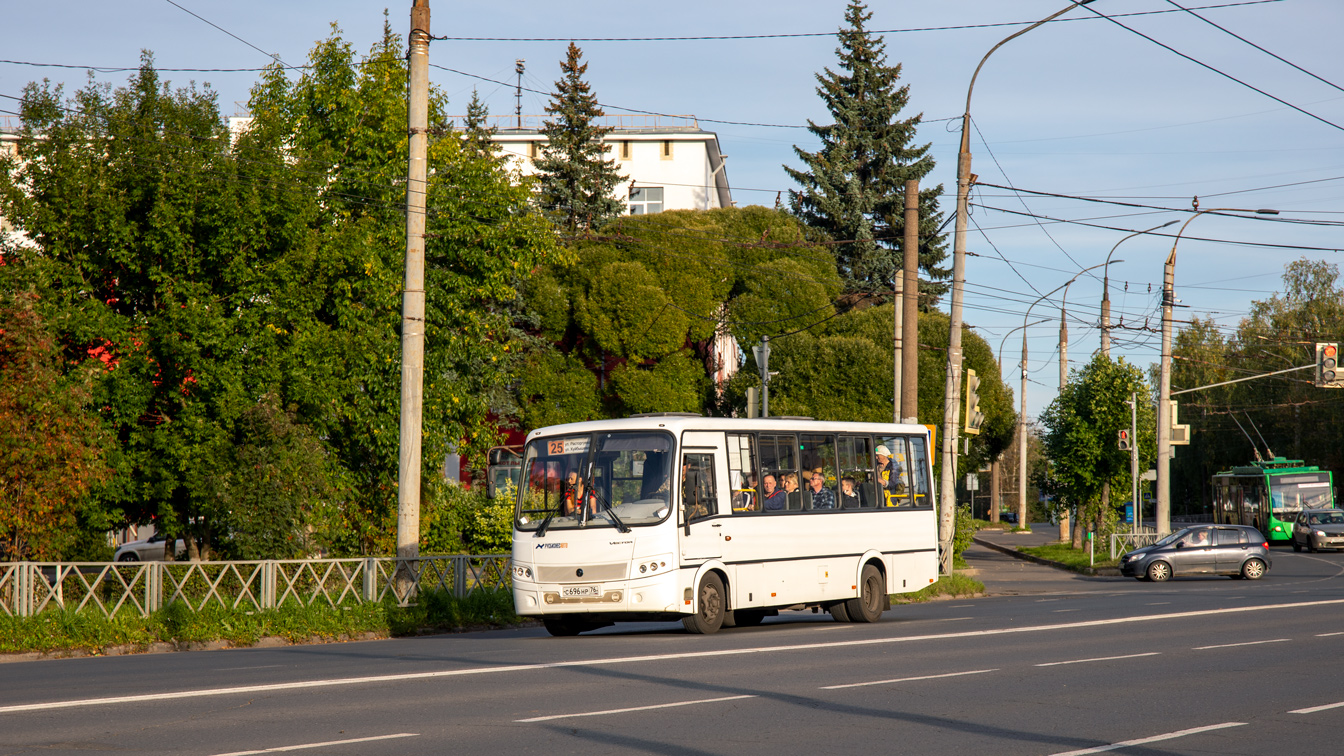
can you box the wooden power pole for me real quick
[901,179,920,423]
[398,0,431,588]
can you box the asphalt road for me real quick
[5,542,1344,756]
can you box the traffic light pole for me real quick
[1127,392,1138,531]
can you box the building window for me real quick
[660,140,673,160]
[628,187,663,215]
[620,141,632,159]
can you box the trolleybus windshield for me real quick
[1269,473,1332,513]
[515,431,675,532]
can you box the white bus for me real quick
[510,414,939,636]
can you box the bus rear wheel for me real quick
[829,601,851,622]
[844,564,886,623]
[683,573,725,634]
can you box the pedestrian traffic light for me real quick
[1316,343,1343,388]
[1118,429,1131,451]
[964,369,984,435]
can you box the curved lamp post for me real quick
[1059,259,1122,390]
[940,0,1097,572]
[1101,220,1178,358]
[1156,206,1278,534]
[1016,262,1110,529]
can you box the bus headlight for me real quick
[513,565,532,579]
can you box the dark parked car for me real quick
[1291,508,1344,552]
[1121,525,1270,582]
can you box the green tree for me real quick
[785,0,948,296]
[1039,355,1155,546]
[535,43,626,231]
[0,290,111,560]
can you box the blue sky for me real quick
[3,0,1341,421]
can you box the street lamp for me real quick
[1017,262,1110,530]
[993,319,1046,525]
[1156,205,1278,534]
[1101,220,1178,358]
[940,0,1097,572]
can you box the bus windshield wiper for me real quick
[534,510,556,538]
[592,488,630,533]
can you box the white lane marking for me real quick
[1036,652,1160,667]
[1290,700,1344,714]
[1048,722,1246,756]
[515,694,755,722]
[1052,609,1078,613]
[1193,638,1290,650]
[208,733,417,756]
[1145,602,1170,606]
[214,665,287,672]
[949,604,976,608]
[938,617,972,622]
[6,598,1344,715]
[1036,598,1060,602]
[821,668,997,690]
[1316,632,1344,637]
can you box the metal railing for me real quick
[1110,528,1163,560]
[1,555,511,619]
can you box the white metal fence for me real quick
[0,555,511,619]
[1110,528,1163,560]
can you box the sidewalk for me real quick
[962,523,1123,594]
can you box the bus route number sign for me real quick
[548,437,590,456]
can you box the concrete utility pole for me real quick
[901,179,920,424]
[1158,205,1277,535]
[940,0,1093,572]
[397,0,431,584]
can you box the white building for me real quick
[470,114,733,215]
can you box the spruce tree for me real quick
[785,1,948,298]
[460,89,506,169]
[535,43,626,232]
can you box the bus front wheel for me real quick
[844,564,886,623]
[684,573,725,634]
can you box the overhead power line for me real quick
[428,1,1282,41]
[1075,2,1344,133]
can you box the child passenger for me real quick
[839,476,862,509]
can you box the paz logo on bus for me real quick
[535,543,569,549]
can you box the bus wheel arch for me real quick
[844,563,887,622]
[684,570,727,634]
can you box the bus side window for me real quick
[760,434,798,512]
[682,453,716,522]
[876,436,910,507]
[907,435,931,506]
[727,433,759,513]
[838,435,874,508]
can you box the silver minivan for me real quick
[1121,525,1270,582]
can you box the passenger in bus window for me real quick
[734,472,758,511]
[807,467,836,509]
[782,472,802,509]
[876,445,907,505]
[762,474,786,511]
[838,476,861,509]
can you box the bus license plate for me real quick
[562,585,601,598]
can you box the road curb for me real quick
[972,535,1122,577]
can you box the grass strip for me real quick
[1019,543,1121,571]
[0,588,525,655]
[892,573,985,604]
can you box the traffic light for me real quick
[964,369,984,435]
[1316,343,1343,388]
[1118,429,1131,451]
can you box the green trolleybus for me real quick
[1212,458,1335,541]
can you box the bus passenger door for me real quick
[679,434,728,563]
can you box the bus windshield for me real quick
[516,431,675,532]
[1269,474,1333,514]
